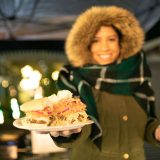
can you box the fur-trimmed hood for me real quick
[65,6,144,67]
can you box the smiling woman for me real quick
[91,26,120,65]
[50,6,160,160]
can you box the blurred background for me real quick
[0,0,159,159]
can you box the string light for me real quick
[21,65,33,78]
[0,102,4,124]
[51,70,59,81]
[2,80,9,88]
[20,65,42,91]
[10,98,20,119]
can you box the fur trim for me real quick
[65,6,144,67]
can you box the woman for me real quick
[50,6,160,160]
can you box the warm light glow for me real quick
[30,70,42,81]
[42,78,50,86]
[10,98,20,119]
[20,66,42,91]
[0,110,4,124]
[2,80,9,88]
[51,71,59,81]
[9,86,17,97]
[21,65,33,78]
[20,79,40,90]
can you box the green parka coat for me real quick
[53,88,160,160]
[51,6,160,160]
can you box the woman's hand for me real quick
[155,125,160,141]
[50,128,82,137]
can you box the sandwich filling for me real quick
[21,91,89,126]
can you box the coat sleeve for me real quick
[145,118,160,146]
[50,125,92,148]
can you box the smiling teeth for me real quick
[99,55,111,58]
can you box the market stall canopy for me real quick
[0,0,159,40]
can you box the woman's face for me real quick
[91,26,120,65]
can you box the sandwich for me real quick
[20,90,89,127]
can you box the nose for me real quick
[101,40,109,51]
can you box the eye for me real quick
[109,38,116,41]
[91,38,99,43]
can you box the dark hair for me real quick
[88,23,122,49]
[100,21,122,41]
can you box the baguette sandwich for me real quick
[20,90,88,127]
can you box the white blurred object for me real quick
[57,90,73,100]
[51,71,59,81]
[48,94,59,104]
[31,131,66,154]
[48,90,73,104]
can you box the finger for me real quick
[155,128,160,141]
[71,128,82,134]
[156,135,160,141]
[155,134,159,140]
[60,130,71,137]
[157,132,160,141]
[50,131,59,137]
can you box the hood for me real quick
[65,6,144,67]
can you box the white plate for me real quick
[13,118,94,132]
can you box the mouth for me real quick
[98,54,112,59]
